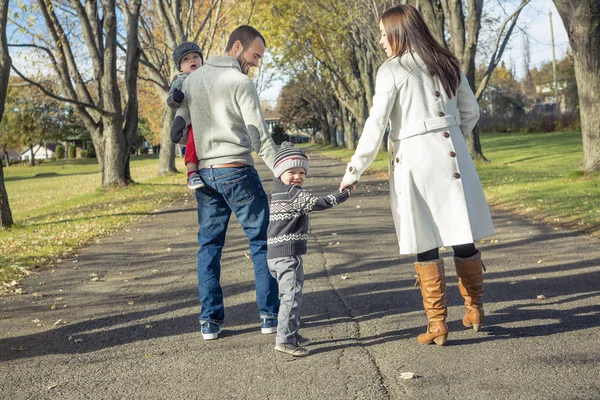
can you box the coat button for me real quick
[395,157,400,163]
[434,91,441,97]
[439,111,445,117]
[450,151,456,157]
[454,172,461,179]
[443,132,450,138]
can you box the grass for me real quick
[2,133,598,287]
[1,155,192,288]
[305,131,599,236]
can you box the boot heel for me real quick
[472,323,481,332]
[433,334,448,346]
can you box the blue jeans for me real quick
[195,165,279,324]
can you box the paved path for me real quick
[1,151,599,399]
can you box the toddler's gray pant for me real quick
[268,255,304,345]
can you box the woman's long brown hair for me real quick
[381,5,461,98]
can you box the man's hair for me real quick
[225,25,266,52]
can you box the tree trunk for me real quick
[102,118,129,186]
[553,0,600,173]
[29,145,35,166]
[158,105,178,175]
[467,125,488,162]
[0,0,12,227]
[0,160,12,227]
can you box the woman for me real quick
[339,5,494,346]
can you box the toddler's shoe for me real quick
[295,333,311,346]
[274,342,309,357]
[187,172,205,190]
[200,321,221,340]
[260,316,277,334]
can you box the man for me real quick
[178,25,279,340]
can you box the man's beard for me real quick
[236,55,249,75]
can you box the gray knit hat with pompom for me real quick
[173,42,203,71]
[273,142,309,178]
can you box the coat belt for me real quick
[395,114,461,141]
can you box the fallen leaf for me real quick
[54,319,66,326]
[49,303,56,310]
[537,295,546,301]
[73,338,84,343]
[11,346,26,352]
[341,274,349,280]
[32,318,41,324]
[47,384,58,390]
[128,300,134,305]
[145,325,153,329]
[166,248,172,252]
[90,277,99,282]
[244,252,250,259]
[399,372,419,380]
[537,260,542,264]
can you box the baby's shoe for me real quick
[187,172,204,190]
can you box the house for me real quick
[263,108,281,134]
[0,147,21,164]
[21,143,56,161]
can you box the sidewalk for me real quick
[1,150,599,399]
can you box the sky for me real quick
[258,0,570,105]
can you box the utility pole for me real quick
[549,10,560,115]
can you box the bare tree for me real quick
[552,0,600,173]
[420,0,530,160]
[10,0,141,187]
[0,0,13,227]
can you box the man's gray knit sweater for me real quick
[181,55,278,170]
[267,179,350,259]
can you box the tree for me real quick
[420,0,531,160]
[277,80,319,136]
[0,0,13,228]
[11,0,142,187]
[1,81,70,165]
[552,1,600,173]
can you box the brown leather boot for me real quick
[414,260,448,345]
[454,251,485,332]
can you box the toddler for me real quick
[267,142,351,357]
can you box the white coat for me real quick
[342,53,495,255]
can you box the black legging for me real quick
[417,243,478,262]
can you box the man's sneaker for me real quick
[274,342,309,357]
[187,172,205,190]
[295,333,312,346]
[260,316,277,334]
[201,321,221,340]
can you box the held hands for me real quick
[339,181,356,194]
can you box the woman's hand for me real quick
[339,181,356,193]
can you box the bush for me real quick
[86,146,96,158]
[55,145,65,160]
[140,147,149,155]
[68,144,77,159]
